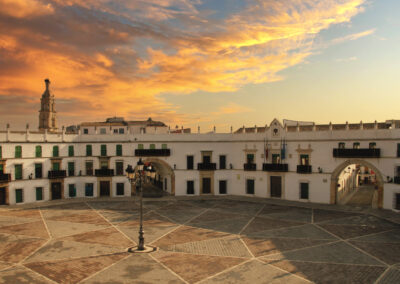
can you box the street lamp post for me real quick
[125,158,156,253]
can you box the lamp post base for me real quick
[128,245,157,253]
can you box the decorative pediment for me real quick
[269,119,283,137]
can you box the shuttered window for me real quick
[35,146,42,157]
[36,187,43,201]
[15,189,23,203]
[15,164,22,180]
[101,145,107,156]
[116,144,122,156]
[86,145,92,156]
[116,183,124,195]
[69,184,76,197]
[68,146,74,157]
[15,146,22,158]
[68,162,75,176]
[53,146,59,157]
[300,183,309,199]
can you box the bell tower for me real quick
[39,78,57,132]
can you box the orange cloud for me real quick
[0,0,54,18]
[0,0,367,128]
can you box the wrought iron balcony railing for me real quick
[262,163,288,172]
[244,163,257,171]
[297,165,312,174]
[135,149,170,156]
[197,163,217,171]
[48,170,67,179]
[95,169,114,177]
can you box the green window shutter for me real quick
[68,162,75,176]
[150,144,155,149]
[116,144,122,156]
[36,187,43,201]
[15,189,23,203]
[0,146,2,159]
[86,145,92,156]
[0,164,3,172]
[35,146,42,157]
[15,165,22,180]
[162,144,167,149]
[246,154,254,163]
[53,162,60,171]
[68,146,74,157]
[101,145,107,156]
[53,146,59,157]
[15,146,22,158]
[138,144,144,150]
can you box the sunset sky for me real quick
[0,0,399,132]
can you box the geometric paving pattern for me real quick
[0,197,399,283]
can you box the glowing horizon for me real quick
[0,0,399,132]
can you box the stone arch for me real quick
[141,158,175,196]
[330,159,384,208]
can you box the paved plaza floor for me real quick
[0,196,399,283]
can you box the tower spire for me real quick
[39,78,57,132]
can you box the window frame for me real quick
[15,146,22,158]
[68,145,74,157]
[35,145,42,158]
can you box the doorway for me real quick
[100,181,111,197]
[0,187,6,205]
[202,178,211,194]
[51,182,62,200]
[270,176,282,198]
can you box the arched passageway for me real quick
[330,159,384,208]
[135,158,175,196]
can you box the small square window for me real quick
[83,128,88,134]
[100,128,106,134]
[113,129,118,134]
[119,128,124,134]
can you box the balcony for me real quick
[262,163,288,172]
[95,168,114,177]
[135,149,170,157]
[0,173,11,183]
[333,148,380,158]
[244,163,257,171]
[48,170,67,179]
[394,176,400,184]
[297,165,312,174]
[197,163,217,171]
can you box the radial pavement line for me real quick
[85,201,136,247]
[148,253,189,284]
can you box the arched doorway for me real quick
[140,158,175,196]
[330,159,384,208]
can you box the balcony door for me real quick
[270,176,282,198]
[100,181,111,197]
[51,182,62,200]
[0,187,5,205]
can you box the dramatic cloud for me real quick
[0,0,367,127]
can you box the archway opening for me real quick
[133,158,175,196]
[330,159,384,208]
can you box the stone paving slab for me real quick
[153,250,247,283]
[24,240,125,263]
[377,267,400,284]
[202,259,309,284]
[187,215,253,234]
[242,224,338,240]
[161,235,252,258]
[82,254,184,284]
[25,252,129,284]
[0,266,52,284]
[263,259,386,284]
[261,241,384,265]
[45,220,109,239]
